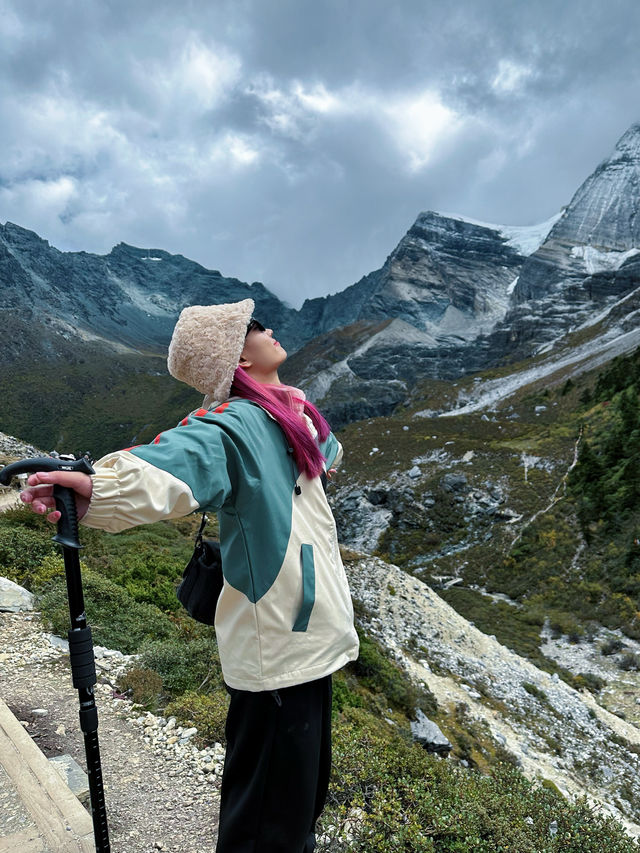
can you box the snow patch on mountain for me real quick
[441,211,562,256]
[434,324,640,417]
[571,245,640,274]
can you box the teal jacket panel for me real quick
[128,401,296,603]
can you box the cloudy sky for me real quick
[1,0,639,306]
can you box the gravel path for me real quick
[0,611,224,853]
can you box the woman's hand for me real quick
[20,471,93,524]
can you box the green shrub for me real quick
[332,670,364,719]
[351,629,437,718]
[318,707,640,852]
[571,672,606,693]
[602,638,625,656]
[0,524,55,588]
[19,553,66,591]
[619,653,640,672]
[137,635,222,697]
[165,690,229,746]
[522,682,548,702]
[118,667,163,710]
[549,613,585,642]
[37,569,177,654]
[92,545,185,612]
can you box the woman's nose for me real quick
[266,328,273,336]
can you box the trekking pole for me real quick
[0,455,110,853]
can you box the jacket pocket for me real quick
[292,543,315,632]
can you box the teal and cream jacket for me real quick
[81,399,359,691]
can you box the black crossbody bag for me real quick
[177,472,328,625]
[176,514,223,626]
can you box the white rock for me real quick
[0,577,34,613]
[47,634,70,652]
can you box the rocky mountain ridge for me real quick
[0,222,289,361]
[1,122,639,443]
[291,123,640,423]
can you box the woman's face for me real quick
[240,325,287,379]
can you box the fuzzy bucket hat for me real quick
[167,298,254,402]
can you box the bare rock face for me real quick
[410,709,452,755]
[550,123,640,250]
[0,223,291,360]
[352,211,523,340]
[495,124,640,357]
[285,212,540,424]
[291,210,526,349]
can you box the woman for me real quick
[21,299,359,853]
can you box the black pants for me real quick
[215,675,333,853]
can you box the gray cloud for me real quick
[0,0,639,306]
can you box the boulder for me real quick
[410,709,452,755]
[442,473,469,493]
[0,577,34,612]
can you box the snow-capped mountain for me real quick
[492,123,640,358]
[286,123,640,424]
[548,123,640,250]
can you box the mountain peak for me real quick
[614,122,640,157]
[0,221,51,250]
[547,121,640,250]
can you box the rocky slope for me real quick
[346,554,640,836]
[2,556,639,842]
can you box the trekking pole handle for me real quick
[0,456,95,550]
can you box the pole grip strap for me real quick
[68,627,97,689]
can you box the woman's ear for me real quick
[239,355,252,368]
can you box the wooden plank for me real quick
[0,700,94,852]
[0,828,45,852]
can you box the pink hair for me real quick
[230,367,331,479]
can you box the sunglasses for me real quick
[246,318,266,335]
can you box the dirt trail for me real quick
[0,612,221,853]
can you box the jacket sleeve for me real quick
[320,432,343,470]
[82,415,234,533]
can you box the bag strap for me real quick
[195,513,208,547]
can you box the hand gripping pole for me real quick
[0,456,111,852]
